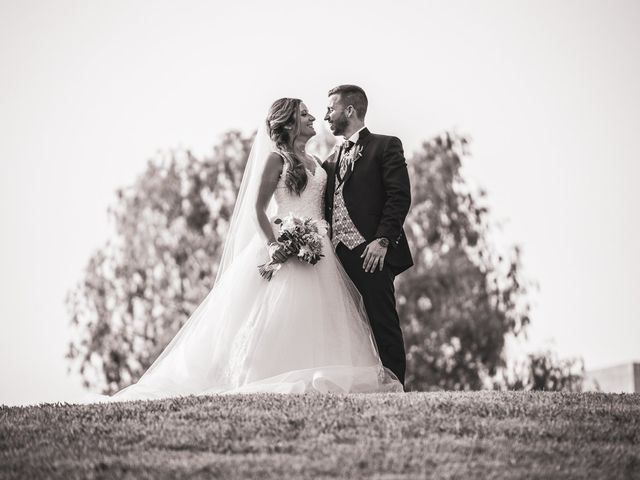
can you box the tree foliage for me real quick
[491,351,585,392]
[67,129,549,393]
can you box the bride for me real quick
[111,98,402,400]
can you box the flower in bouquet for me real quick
[258,213,328,281]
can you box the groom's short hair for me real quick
[328,85,368,120]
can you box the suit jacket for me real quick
[323,128,414,274]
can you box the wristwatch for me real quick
[376,237,390,248]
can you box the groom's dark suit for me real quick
[323,128,413,385]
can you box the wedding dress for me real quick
[108,131,402,400]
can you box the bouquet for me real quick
[258,213,328,281]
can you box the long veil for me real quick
[215,121,276,282]
[112,118,277,398]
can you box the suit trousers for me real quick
[335,242,406,386]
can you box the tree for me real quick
[66,131,252,392]
[398,133,531,391]
[67,129,538,393]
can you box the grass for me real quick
[1,392,639,479]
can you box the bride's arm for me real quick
[255,153,286,260]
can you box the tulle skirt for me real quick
[108,234,402,401]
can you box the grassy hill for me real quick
[1,392,639,479]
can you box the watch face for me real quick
[378,238,389,247]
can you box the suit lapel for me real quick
[332,145,343,183]
[324,147,340,205]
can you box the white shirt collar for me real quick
[346,126,366,144]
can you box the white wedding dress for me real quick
[111,158,402,401]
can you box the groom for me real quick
[323,85,413,386]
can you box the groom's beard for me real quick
[330,113,349,136]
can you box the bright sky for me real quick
[1,0,639,406]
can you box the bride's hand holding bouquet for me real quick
[258,213,328,281]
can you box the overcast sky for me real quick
[1,0,639,405]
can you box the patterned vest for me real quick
[331,175,366,250]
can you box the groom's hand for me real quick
[361,238,389,273]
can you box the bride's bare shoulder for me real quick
[261,152,284,178]
[266,151,285,166]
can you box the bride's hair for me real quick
[266,98,308,195]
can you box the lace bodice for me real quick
[274,160,326,221]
